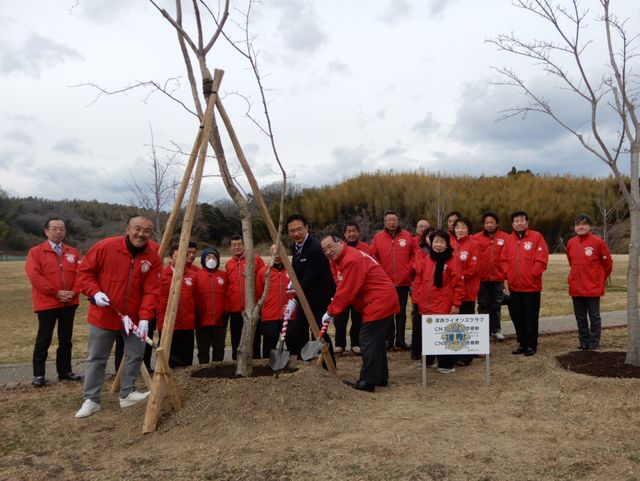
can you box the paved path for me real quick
[0,310,629,387]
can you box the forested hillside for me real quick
[0,171,629,255]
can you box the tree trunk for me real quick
[236,214,259,377]
[626,144,640,366]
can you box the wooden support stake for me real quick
[213,75,336,375]
[109,356,152,394]
[142,70,223,434]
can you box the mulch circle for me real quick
[556,350,640,379]
[191,363,299,379]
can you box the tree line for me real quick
[0,171,630,255]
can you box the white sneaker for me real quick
[334,346,344,354]
[119,390,150,408]
[75,399,101,418]
[352,346,361,354]
[493,332,505,341]
[438,367,456,374]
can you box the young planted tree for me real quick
[489,0,640,365]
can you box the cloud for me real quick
[427,0,461,16]
[412,112,440,135]
[4,128,34,145]
[327,60,351,76]
[72,0,142,24]
[382,146,408,157]
[0,33,83,77]
[274,0,327,54]
[377,0,413,25]
[52,138,89,155]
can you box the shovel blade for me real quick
[269,348,290,371]
[300,340,322,361]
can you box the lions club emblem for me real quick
[185,277,193,287]
[399,239,407,247]
[218,278,225,285]
[523,241,533,251]
[140,260,152,273]
[584,247,594,257]
[497,239,504,246]
[460,251,469,261]
[65,253,76,264]
[441,322,470,352]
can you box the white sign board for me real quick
[422,314,490,356]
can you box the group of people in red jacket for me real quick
[23,207,613,410]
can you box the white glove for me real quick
[321,312,333,324]
[134,320,149,339]
[121,315,134,335]
[94,291,110,307]
[286,281,295,295]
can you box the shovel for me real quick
[300,315,332,361]
[270,299,297,371]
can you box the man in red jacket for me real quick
[225,234,265,360]
[473,211,510,340]
[334,221,370,354]
[566,214,613,350]
[321,234,399,392]
[501,211,549,356]
[25,217,82,388]
[370,210,414,350]
[74,215,161,418]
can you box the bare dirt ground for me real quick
[1,328,639,481]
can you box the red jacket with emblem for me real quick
[415,254,465,315]
[500,230,549,292]
[194,268,227,327]
[78,236,161,330]
[566,232,613,297]
[25,241,81,311]
[454,235,481,302]
[157,264,197,331]
[369,229,415,286]
[473,230,508,282]
[327,246,399,322]
[225,254,265,313]
[256,264,293,321]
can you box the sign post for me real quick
[421,314,490,387]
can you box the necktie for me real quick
[54,244,62,256]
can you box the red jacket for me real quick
[25,241,80,312]
[256,265,292,321]
[370,228,415,286]
[473,230,508,282]
[78,236,161,330]
[454,236,481,302]
[415,254,465,315]
[225,253,265,313]
[327,246,399,322]
[566,233,613,297]
[501,230,549,292]
[346,239,371,255]
[157,264,197,331]
[194,268,227,327]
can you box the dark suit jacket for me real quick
[292,235,335,326]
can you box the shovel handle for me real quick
[319,316,332,338]
[105,302,157,349]
[279,319,288,342]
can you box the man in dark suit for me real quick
[285,214,336,363]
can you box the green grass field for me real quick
[0,254,630,364]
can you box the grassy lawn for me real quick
[0,254,630,364]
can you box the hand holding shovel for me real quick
[300,312,333,361]
[269,299,296,371]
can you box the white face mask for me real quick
[205,258,218,270]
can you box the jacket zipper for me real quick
[123,258,134,313]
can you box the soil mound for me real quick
[556,350,640,378]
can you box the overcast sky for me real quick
[1,0,638,205]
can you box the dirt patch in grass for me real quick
[191,364,299,378]
[1,329,639,481]
[557,350,640,378]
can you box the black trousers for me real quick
[195,324,227,363]
[334,305,362,349]
[457,300,476,366]
[508,291,541,351]
[158,329,195,368]
[387,286,409,347]
[411,303,422,359]
[32,306,77,377]
[260,320,283,359]
[360,316,391,384]
[572,297,602,349]
[286,309,335,367]
[477,281,504,334]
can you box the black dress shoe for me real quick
[524,348,537,357]
[376,380,388,387]
[578,345,588,350]
[59,372,82,381]
[32,376,47,388]
[396,343,411,351]
[342,379,375,392]
[512,346,527,355]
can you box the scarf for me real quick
[429,246,453,288]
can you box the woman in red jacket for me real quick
[416,230,465,373]
[566,214,613,350]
